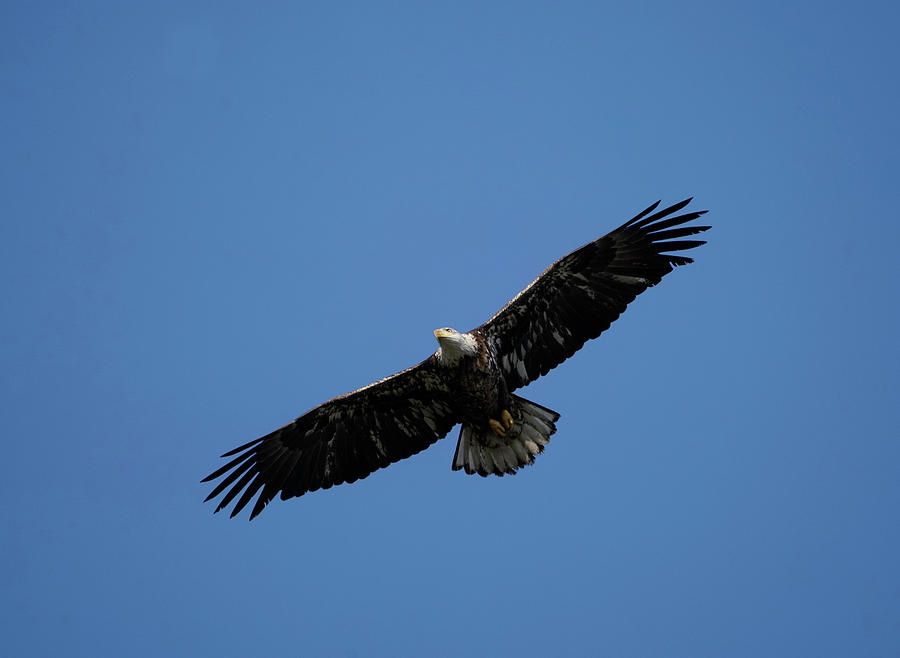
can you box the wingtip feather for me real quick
[221,437,264,458]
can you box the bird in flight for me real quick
[203,198,709,519]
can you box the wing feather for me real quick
[202,356,459,519]
[479,199,709,391]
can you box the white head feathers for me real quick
[433,327,478,364]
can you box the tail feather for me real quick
[452,395,560,477]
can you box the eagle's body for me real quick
[435,329,507,426]
[204,199,710,519]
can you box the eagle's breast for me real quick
[448,331,506,426]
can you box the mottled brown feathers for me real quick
[478,199,708,390]
[203,199,708,519]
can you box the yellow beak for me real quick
[433,328,453,339]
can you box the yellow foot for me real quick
[489,410,515,437]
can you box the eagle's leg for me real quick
[488,410,515,437]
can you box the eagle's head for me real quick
[433,327,478,364]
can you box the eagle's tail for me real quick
[452,395,560,476]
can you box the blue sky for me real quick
[2,2,899,656]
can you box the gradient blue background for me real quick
[3,2,899,656]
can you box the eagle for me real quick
[203,198,709,519]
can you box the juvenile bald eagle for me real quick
[204,198,709,519]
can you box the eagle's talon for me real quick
[501,409,514,430]
[489,418,506,437]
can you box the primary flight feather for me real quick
[203,198,709,519]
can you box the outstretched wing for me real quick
[203,357,459,519]
[478,198,709,391]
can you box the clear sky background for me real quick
[2,2,899,656]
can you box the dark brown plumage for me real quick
[203,198,709,519]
